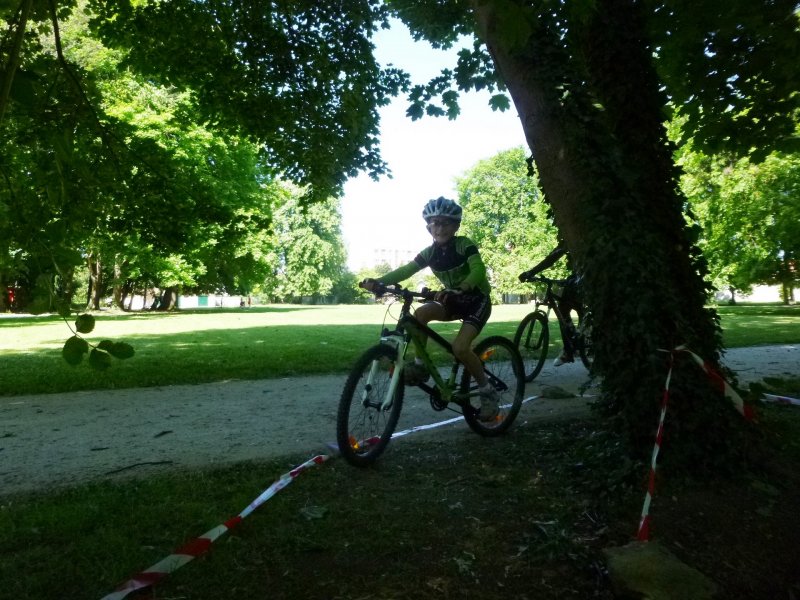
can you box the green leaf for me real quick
[109,342,135,360]
[489,94,511,112]
[75,314,96,334]
[89,348,112,371]
[62,336,89,366]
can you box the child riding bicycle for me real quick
[359,197,499,421]
[518,245,583,366]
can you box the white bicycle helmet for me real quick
[422,197,462,222]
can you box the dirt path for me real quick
[1,345,797,496]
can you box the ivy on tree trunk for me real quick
[473,0,742,462]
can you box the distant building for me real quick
[349,247,417,271]
[373,248,417,269]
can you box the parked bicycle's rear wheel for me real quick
[336,344,404,467]
[513,310,550,382]
[461,336,525,436]
[574,311,594,370]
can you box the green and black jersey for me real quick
[378,236,491,295]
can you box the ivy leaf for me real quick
[75,314,96,334]
[62,336,89,366]
[89,348,112,371]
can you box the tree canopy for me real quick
[456,146,560,299]
[85,0,408,202]
[679,144,800,303]
[0,3,360,314]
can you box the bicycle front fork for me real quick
[375,335,408,410]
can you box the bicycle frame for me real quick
[369,286,476,411]
[530,279,578,352]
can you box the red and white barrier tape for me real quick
[761,393,800,406]
[637,346,754,541]
[102,395,540,599]
[673,344,755,421]
[101,454,330,600]
[636,353,673,541]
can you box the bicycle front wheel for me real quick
[336,344,404,467]
[461,336,525,436]
[513,310,549,382]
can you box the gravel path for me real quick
[1,344,797,496]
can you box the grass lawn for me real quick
[1,302,798,397]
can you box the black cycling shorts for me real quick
[435,292,492,333]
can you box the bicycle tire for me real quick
[336,344,404,467]
[575,312,594,370]
[460,336,525,436]
[513,310,549,382]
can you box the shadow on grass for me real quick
[0,319,523,396]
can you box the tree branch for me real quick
[0,0,34,127]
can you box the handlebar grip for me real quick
[419,287,436,301]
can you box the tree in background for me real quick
[83,0,406,203]
[0,3,279,311]
[456,146,559,302]
[679,146,800,304]
[265,191,350,304]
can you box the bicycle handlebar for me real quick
[519,273,571,287]
[369,282,436,302]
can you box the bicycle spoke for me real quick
[461,336,524,436]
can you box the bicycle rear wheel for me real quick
[336,344,404,467]
[513,310,549,382]
[575,312,594,370]
[461,336,525,436]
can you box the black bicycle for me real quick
[513,274,593,382]
[337,284,525,467]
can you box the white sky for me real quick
[340,22,527,271]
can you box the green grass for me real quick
[1,302,798,397]
[0,304,531,396]
[714,303,800,346]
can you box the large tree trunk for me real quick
[472,0,737,460]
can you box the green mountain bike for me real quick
[336,284,525,467]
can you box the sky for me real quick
[340,22,527,271]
